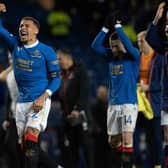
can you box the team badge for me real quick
[31,49,41,58]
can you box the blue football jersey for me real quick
[92,25,140,104]
[0,19,61,102]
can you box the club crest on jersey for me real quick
[31,49,41,58]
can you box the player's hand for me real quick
[33,98,44,112]
[0,3,6,13]
[2,120,10,131]
[33,94,46,113]
[104,11,121,30]
[33,92,49,112]
[140,80,149,92]
[153,2,166,25]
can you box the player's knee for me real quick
[123,137,132,147]
[123,132,133,147]
[108,135,122,149]
[25,127,40,137]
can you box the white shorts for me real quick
[107,104,138,136]
[161,110,168,125]
[16,98,51,137]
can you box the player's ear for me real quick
[35,29,39,35]
[34,27,39,35]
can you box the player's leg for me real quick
[15,102,28,167]
[122,104,138,168]
[16,102,38,168]
[107,105,123,167]
[161,110,168,168]
[24,98,51,168]
[24,128,62,168]
[122,132,134,168]
[23,127,40,168]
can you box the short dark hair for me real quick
[21,17,40,30]
[57,48,73,58]
[109,31,119,41]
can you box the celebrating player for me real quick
[91,14,140,168]
[0,3,61,168]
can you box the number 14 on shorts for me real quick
[124,114,132,125]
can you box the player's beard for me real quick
[20,35,29,43]
[20,35,36,44]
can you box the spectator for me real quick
[145,2,168,167]
[91,85,109,168]
[57,48,92,168]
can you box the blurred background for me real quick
[0,0,162,168]
[0,0,161,99]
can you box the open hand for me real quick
[153,2,166,25]
[140,80,149,92]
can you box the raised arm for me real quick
[115,23,140,60]
[145,24,164,54]
[149,53,162,92]
[91,27,112,56]
[145,2,166,54]
[0,3,17,51]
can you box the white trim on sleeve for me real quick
[102,27,109,33]
[46,89,52,96]
[115,24,122,28]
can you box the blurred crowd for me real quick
[0,0,161,99]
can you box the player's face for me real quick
[19,19,38,44]
[57,52,72,70]
[110,39,125,57]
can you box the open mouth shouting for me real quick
[19,30,29,41]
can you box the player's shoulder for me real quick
[38,42,55,53]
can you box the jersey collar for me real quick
[24,40,39,48]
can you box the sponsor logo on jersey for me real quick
[16,58,33,72]
[111,64,123,75]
